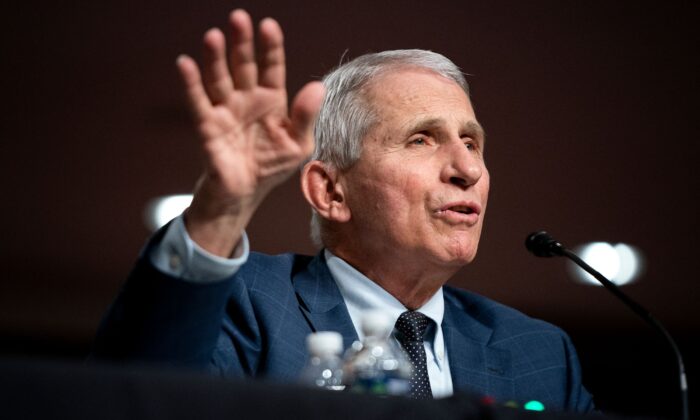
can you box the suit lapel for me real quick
[291,256,515,399]
[292,252,359,350]
[443,294,513,399]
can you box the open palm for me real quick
[176,10,324,255]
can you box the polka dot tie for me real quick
[394,311,433,399]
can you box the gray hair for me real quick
[309,49,469,247]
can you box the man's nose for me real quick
[441,140,484,189]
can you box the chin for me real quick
[440,238,479,266]
[425,249,477,269]
[449,252,477,266]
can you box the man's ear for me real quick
[301,160,351,223]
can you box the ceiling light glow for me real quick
[144,194,193,231]
[568,242,643,286]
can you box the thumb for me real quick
[290,81,325,157]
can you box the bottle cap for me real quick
[360,310,393,337]
[306,331,343,356]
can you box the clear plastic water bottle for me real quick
[300,331,346,391]
[343,310,412,396]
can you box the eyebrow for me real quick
[404,118,486,145]
[464,120,487,145]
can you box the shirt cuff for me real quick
[149,214,249,283]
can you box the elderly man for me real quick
[93,9,593,412]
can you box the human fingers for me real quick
[202,28,234,104]
[257,17,285,89]
[228,9,257,89]
[176,55,212,123]
[290,81,325,156]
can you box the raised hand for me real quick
[176,10,324,256]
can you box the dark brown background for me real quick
[2,0,697,417]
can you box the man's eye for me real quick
[464,140,478,151]
[411,138,427,145]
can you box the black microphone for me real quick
[524,231,564,257]
[526,231,689,420]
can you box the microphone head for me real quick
[525,231,564,257]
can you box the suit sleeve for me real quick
[90,226,257,373]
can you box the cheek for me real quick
[345,158,431,227]
[348,180,400,223]
[383,175,426,217]
[355,181,424,236]
[358,164,418,203]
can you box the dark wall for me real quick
[2,1,697,417]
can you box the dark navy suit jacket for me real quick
[93,233,594,413]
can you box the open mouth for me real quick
[447,205,475,215]
[435,202,481,223]
[438,202,481,215]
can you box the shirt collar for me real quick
[324,249,445,340]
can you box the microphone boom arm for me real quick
[527,231,689,420]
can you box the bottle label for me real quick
[350,375,409,396]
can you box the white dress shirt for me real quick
[325,250,453,398]
[150,214,453,397]
[151,215,249,283]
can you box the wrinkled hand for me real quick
[176,10,324,256]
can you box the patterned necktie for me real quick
[394,311,433,399]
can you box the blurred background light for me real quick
[523,400,545,411]
[568,242,644,286]
[144,194,193,231]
